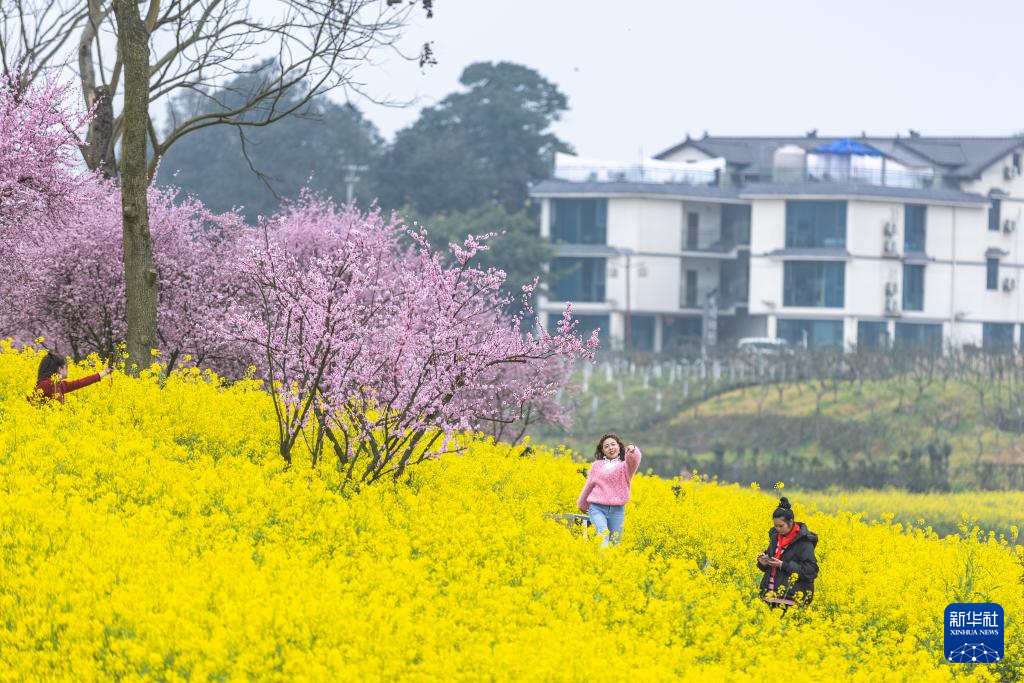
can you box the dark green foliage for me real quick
[379,61,572,214]
[414,204,554,297]
[160,64,384,223]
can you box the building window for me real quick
[903,264,924,311]
[551,199,607,244]
[662,315,702,350]
[628,315,656,351]
[551,257,606,302]
[548,313,609,344]
[987,258,999,290]
[904,205,926,253]
[722,204,751,245]
[988,199,1001,232]
[983,323,1014,352]
[680,267,699,308]
[894,322,942,351]
[857,321,889,350]
[783,261,845,307]
[684,211,700,250]
[777,319,844,350]
[785,200,847,248]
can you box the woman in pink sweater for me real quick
[576,433,642,547]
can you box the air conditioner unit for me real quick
[1003,277,1017,292]
[885,297,901,315]
[883,238,899,255]
[883,221,897,236]
[1003,218,1017,234]
[885,281,899,296]
[1005,166,1020,180]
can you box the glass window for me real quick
[783,261,845,307]
[903,264,924,311]
[785,201,847,248]
[904,205,926,252]
[548,313,609,344]
[857,321,889,350]
[894,322,942,351]
[551,257,606,302]
[627,315,656,351]
[662,316,702,350]
[777,319,844,350]
[987,258,999,290]
[989,199,1001,232]
[551,199,607,244]
[983,323,1014,352]
[722,204,752,245]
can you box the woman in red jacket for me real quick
[31,351,112,404]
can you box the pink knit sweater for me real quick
[577,447,642,509]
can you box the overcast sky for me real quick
[349,0,1024,161]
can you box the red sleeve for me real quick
[57,373,101,394]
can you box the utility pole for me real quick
[344,164,369,204]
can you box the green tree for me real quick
[380,62,571,214]
[161,69,384,222]
[415,204,554,302]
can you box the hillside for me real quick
[1,344,1022,680]
[536,360,1024,489]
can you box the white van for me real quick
[737,337,791,356]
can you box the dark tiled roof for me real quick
[656,135,1024,181]
[740,182,989,206]
[530,179,743,200]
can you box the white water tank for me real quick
[772,144,806,182]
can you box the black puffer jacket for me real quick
[757,522,818,603]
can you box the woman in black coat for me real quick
[756,497,818,607]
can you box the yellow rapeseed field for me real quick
[1,342,1021,682]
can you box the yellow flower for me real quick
[0,341,1019,681]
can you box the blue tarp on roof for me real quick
[814,138,884,156]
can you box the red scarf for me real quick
[768,523,800,590]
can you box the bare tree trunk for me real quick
[114,0,157,371]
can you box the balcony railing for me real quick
[678,287,745,310]
[749,166,935,189]
[554,163,720,186]
[550,162,936,190]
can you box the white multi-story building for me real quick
[532,134,1024,352]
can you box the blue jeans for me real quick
[588,503,625,547]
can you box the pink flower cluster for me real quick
[0,77,599,483]
[227,195,598,481]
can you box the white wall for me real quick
[747,197,1024,340]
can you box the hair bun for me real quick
[778,496,792,509]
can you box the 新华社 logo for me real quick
[944,603,1004,664]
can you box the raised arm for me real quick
[577,466,595,512]
[625,444,642,478]
[57,373,102,394]
[57,365,111,395]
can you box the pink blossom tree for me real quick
[0,179,248,370]
[229,195,598,483]
[0,75,93,243]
